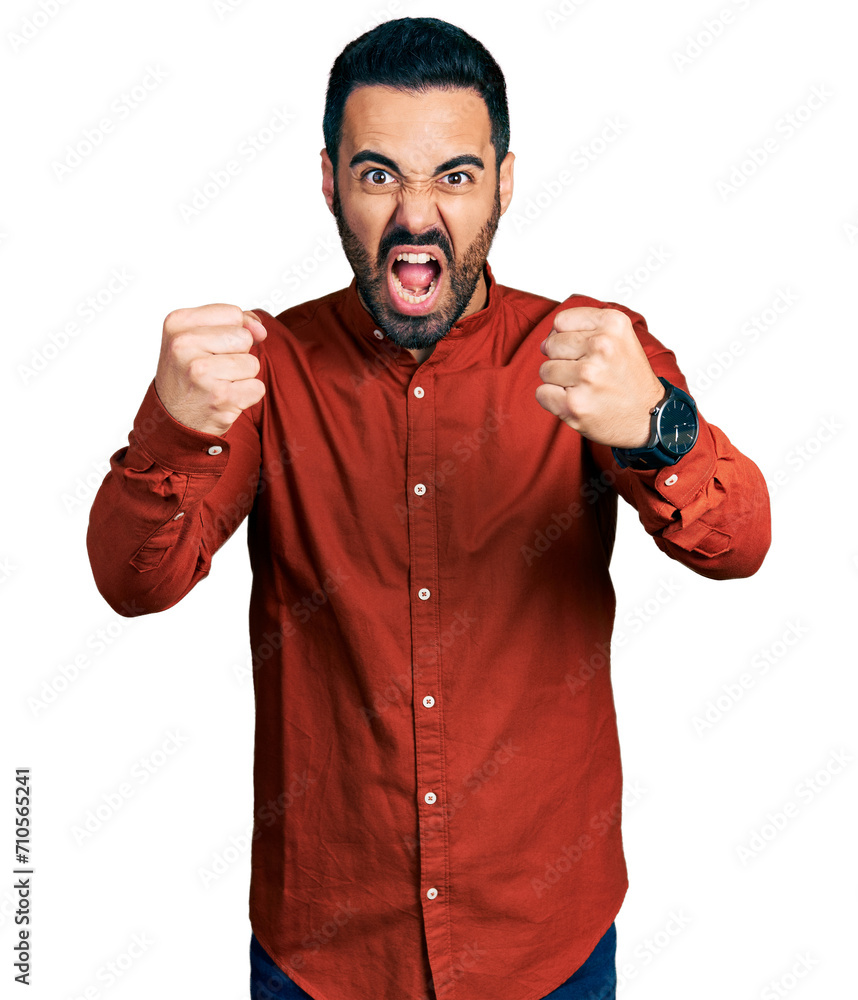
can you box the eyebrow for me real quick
[348,150,485,175]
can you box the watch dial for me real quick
[658,399,698,455]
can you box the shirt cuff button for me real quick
[664,474,678,486]
[207,445,223,456]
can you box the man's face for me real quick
[322,85,514,350]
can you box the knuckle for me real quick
[170,331,198,362]
[186,355,210,382]
[209,382,230,408]
[231,327,254,351]
[163,307,188,334]
[554,308,574,331]
[600,308,627,335]
[590,331,613,356]
[222,303,245,327]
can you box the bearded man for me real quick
[87,16,770,1000]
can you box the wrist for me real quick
[612,378,699,470]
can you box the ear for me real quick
[498,151,515,217]
[321,148,335,216]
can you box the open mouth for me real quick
[387,248,445,315]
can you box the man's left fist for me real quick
[535,306,665,448]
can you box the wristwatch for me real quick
[611,376,699,470]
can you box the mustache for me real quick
[377,230,453,266]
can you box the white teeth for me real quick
[395,251,437,263]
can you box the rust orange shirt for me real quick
[87,261,770,1000]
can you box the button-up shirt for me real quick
[87,260,770,1000]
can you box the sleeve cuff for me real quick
[617,411,719,513]
[128,379,231,474]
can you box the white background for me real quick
[3,0,857,997]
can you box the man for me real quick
[87,16,770,1000]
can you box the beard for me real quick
[331,178,501,350]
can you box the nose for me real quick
[391,185,442,237]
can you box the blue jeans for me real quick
[250,921,616,999]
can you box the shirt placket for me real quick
[405,362,454,991]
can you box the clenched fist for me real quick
[154,303,267,436]
[535,306,665,448]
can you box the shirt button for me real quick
[424,792,437,805]
[373,329,384,339]
[418,588,431,601]
[413,386,424,398]
[426,887,438,900]
[414,483,426,495]
[173,511,185,520]
[664,474,679,486]
[207,445,223,456]
[422,695,435,708]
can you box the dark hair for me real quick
[323,17,510,179]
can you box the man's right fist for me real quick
[154,303,267,436]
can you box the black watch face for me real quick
[658,399,698,456]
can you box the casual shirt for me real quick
[86,260,771,1000]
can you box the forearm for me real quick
[588,410,771,579]
[86,379,261,615]
[580,302,771,579]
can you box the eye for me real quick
[441,171,473,187]
[363,169,395,186]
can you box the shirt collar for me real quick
[341,260,500,363]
